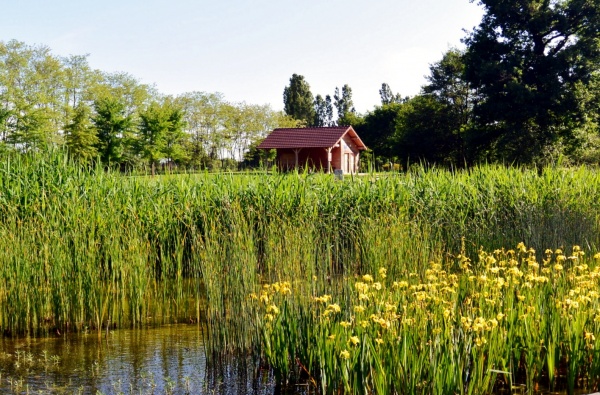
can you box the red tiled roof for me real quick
[257,126,367,150]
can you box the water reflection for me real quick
[0,325,282,395]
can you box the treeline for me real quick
[0,40,297,172]
[283,0,600,167]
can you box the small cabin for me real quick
[257,126,367,174]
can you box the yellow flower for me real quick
[266,304,279,315]
[372,282,382,291]
[272,282,281,293]
[340,350,350,360]
[355,282,369,293]
[279,282,292,295]
[315,294,332,303]
[375,338,384,345]
[362,274,374,283]
[328,334,336,340]
[554,263,564,271]
[585,331,595,342]
[340,321,352,328]
[260,293,269,304]
[393,281,409,288]
[354,305,366,313]
[264,314,274,321]
[327,304,341,313]
[594,252,600,259]
[348,336,360,346]
[485,256,497,265]
[379,267,387,279]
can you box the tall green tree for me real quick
[463,0,600,163]
[0,40,64,149]
[92,96,132,167]
[358,103,403,161]
[395,95,465,166]
[334,84,356,125]
[64,103,98,163]
[313,94,335,127]
[176,91,225,168]
[423,49,474,127]
[283,74,315,126]
[379,83,403,105]
[137,99,186,175]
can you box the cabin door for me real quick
[343,153,350,174]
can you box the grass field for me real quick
[1,150,600,394]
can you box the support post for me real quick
[325,147,333,173]
[292,148,302,170]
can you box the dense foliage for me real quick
[0,40,298,172]
[4,0,599,170]
[283,0,600,168]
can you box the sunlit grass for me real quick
[1,150,600,393]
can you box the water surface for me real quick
[0,324,280,395]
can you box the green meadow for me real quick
[1,150,600,394]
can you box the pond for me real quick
[0,325,595,395]
[0,324,289,395]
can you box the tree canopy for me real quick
[3,4,600,173]
[283,74,315,126]
[0,40,298,172]
[463,0,600,163]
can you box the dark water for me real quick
[0,324,283,395]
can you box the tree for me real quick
[0,40,64,149]
[334,84,356,125]
[64,103,98,163]
[395,95,465,166]
[313,94,335,127]
[176,92,225,169]
[92,96,132,167]
[358,103,403,161]
[137,99,186,175]
[463,0,600,164]
[423,49,474,127]
[160,101,187,168]
[420,48,475,163]
[61,54,102,121]
[283,74,315,125]
[379,83,403,105]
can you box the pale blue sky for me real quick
[1,0,483,113]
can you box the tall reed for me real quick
[1,150,600,392]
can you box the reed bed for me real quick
[251,244,600,394]
[1,151,600,393]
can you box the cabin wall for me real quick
[331,135,361,174]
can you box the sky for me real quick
[0,0,484,114]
